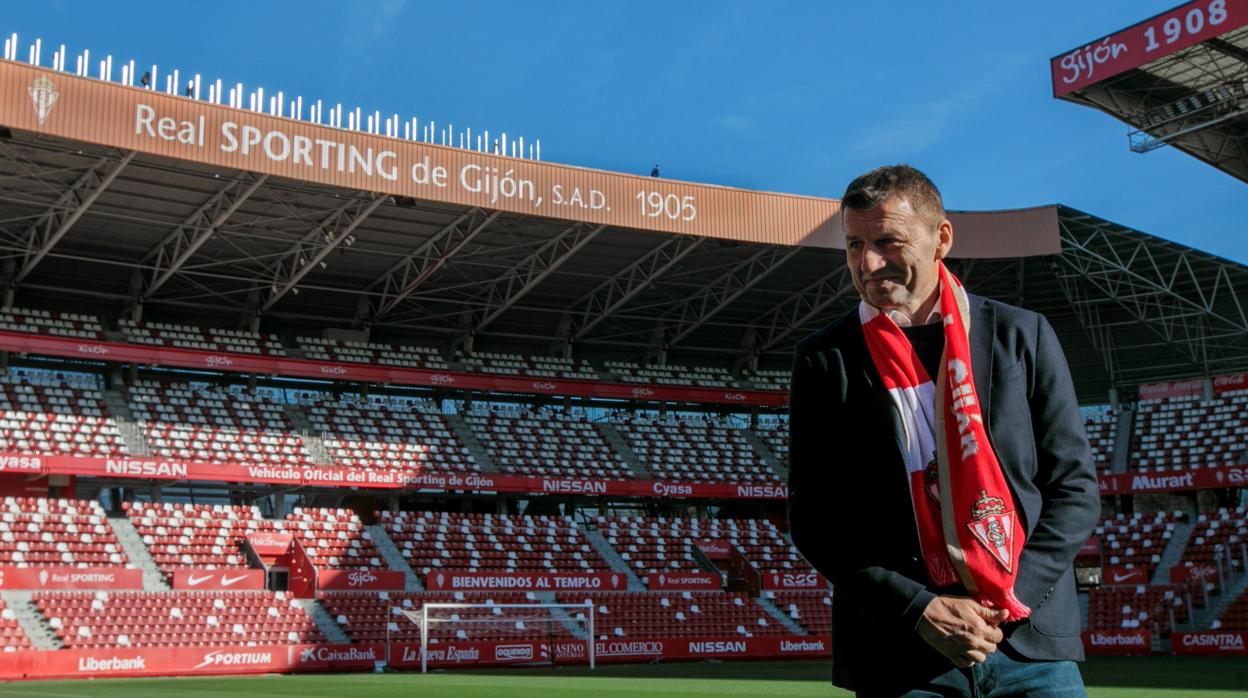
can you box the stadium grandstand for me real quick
[0,3,1244,681]
[1051,0,1248,183]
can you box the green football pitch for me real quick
[1,657,1246,697]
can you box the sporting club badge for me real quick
[967,489,1016,573]
[29,76,59,125]
[923,457,940,504]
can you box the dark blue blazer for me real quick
[787,294,1100,694]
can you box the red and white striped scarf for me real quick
[859,263,1030,621]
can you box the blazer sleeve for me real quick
[787,343,936,632]
[1016,314,1101,607]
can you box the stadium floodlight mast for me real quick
[404,601,596,674]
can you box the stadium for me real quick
[0,1,1246,696]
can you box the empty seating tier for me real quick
[457,351,599,381]
[1094,511,1184,579]
[34,591,322,648]
[321,591,569,643]
[125,501,272,578]
[128,381,312,466]
[1086,585,1190,637]
[0,598,32,651]
[0,374,123,457]
[1131,392,1248,470]
[1176,508,1247,574]
[287,507,383,570]
[555,591,781,639]
[463,408,631,478]
[612,415,773,483]
[0,497,127,567]
[595,516,814,579]
[741,368,789,392]
[0,307,103,340]
[767,590,832,635]
[307,398,476,474]
[379,511,608,577]
[596,517,716,578]
[298,337,448,370]
[603,361,738,388]
[1084,411,1118,472]
[126,502,383,576]
[754,415,789,465]
[120,320,285,356]
[1216,588,1248,630]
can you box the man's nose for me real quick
[860,247,887,275]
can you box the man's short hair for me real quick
[842,164,945,230]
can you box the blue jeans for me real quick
[867,651,1087,698]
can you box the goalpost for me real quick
[392,601,596,673]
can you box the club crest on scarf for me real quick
[924,457,940,504]
[967,489,1016,573]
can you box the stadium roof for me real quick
[1051,0,1248,183]
[0,57,1246,406]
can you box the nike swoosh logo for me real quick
[1112,571,1138,582]
[186,573,213,586]
[220,574,251,586]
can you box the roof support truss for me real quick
[138,172,269,301]
[655,245,802,353]
[255,193,386,315]
[744,266,856,360]
[560,235,705,348]
[363,208,501,324]
[467,222,607,335]
[1055,217,1248,379]
[13,151,136,286]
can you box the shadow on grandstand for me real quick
[435,659,832,682]
[1081,656,1248,693]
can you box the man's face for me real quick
[844,195,952,315]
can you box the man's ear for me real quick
[934,219,954,260]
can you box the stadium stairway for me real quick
[444,412,500,472]
[103,388,151,456]
[581,526,645,590]
[741,429,785,480]
[1190,570,1248,631]
[283,404,333,465]
[297,598,351,644]
[1150,519,1197,586]
[535,591,587,639]
[755,595,807,635]
[108,515,171,590]
[1109,409,1135,474]
[0,590,62,649]
[595,421,651,480]
[366,523,424,591]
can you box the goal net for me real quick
[395,601,595,673]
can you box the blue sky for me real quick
[6,0,1245,263]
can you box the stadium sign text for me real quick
[1081,630,1151,655]
[1052,0,1248,97]
[541,478,608,494]
[1174,632,1248,654]
[105,459,189,478]
[0,455,42,472]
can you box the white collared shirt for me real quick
[885,307,942,328]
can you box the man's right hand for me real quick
[916,595,1008,668]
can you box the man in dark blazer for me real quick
[787,165,1100,697]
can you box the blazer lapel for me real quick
[970,295,994,426]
